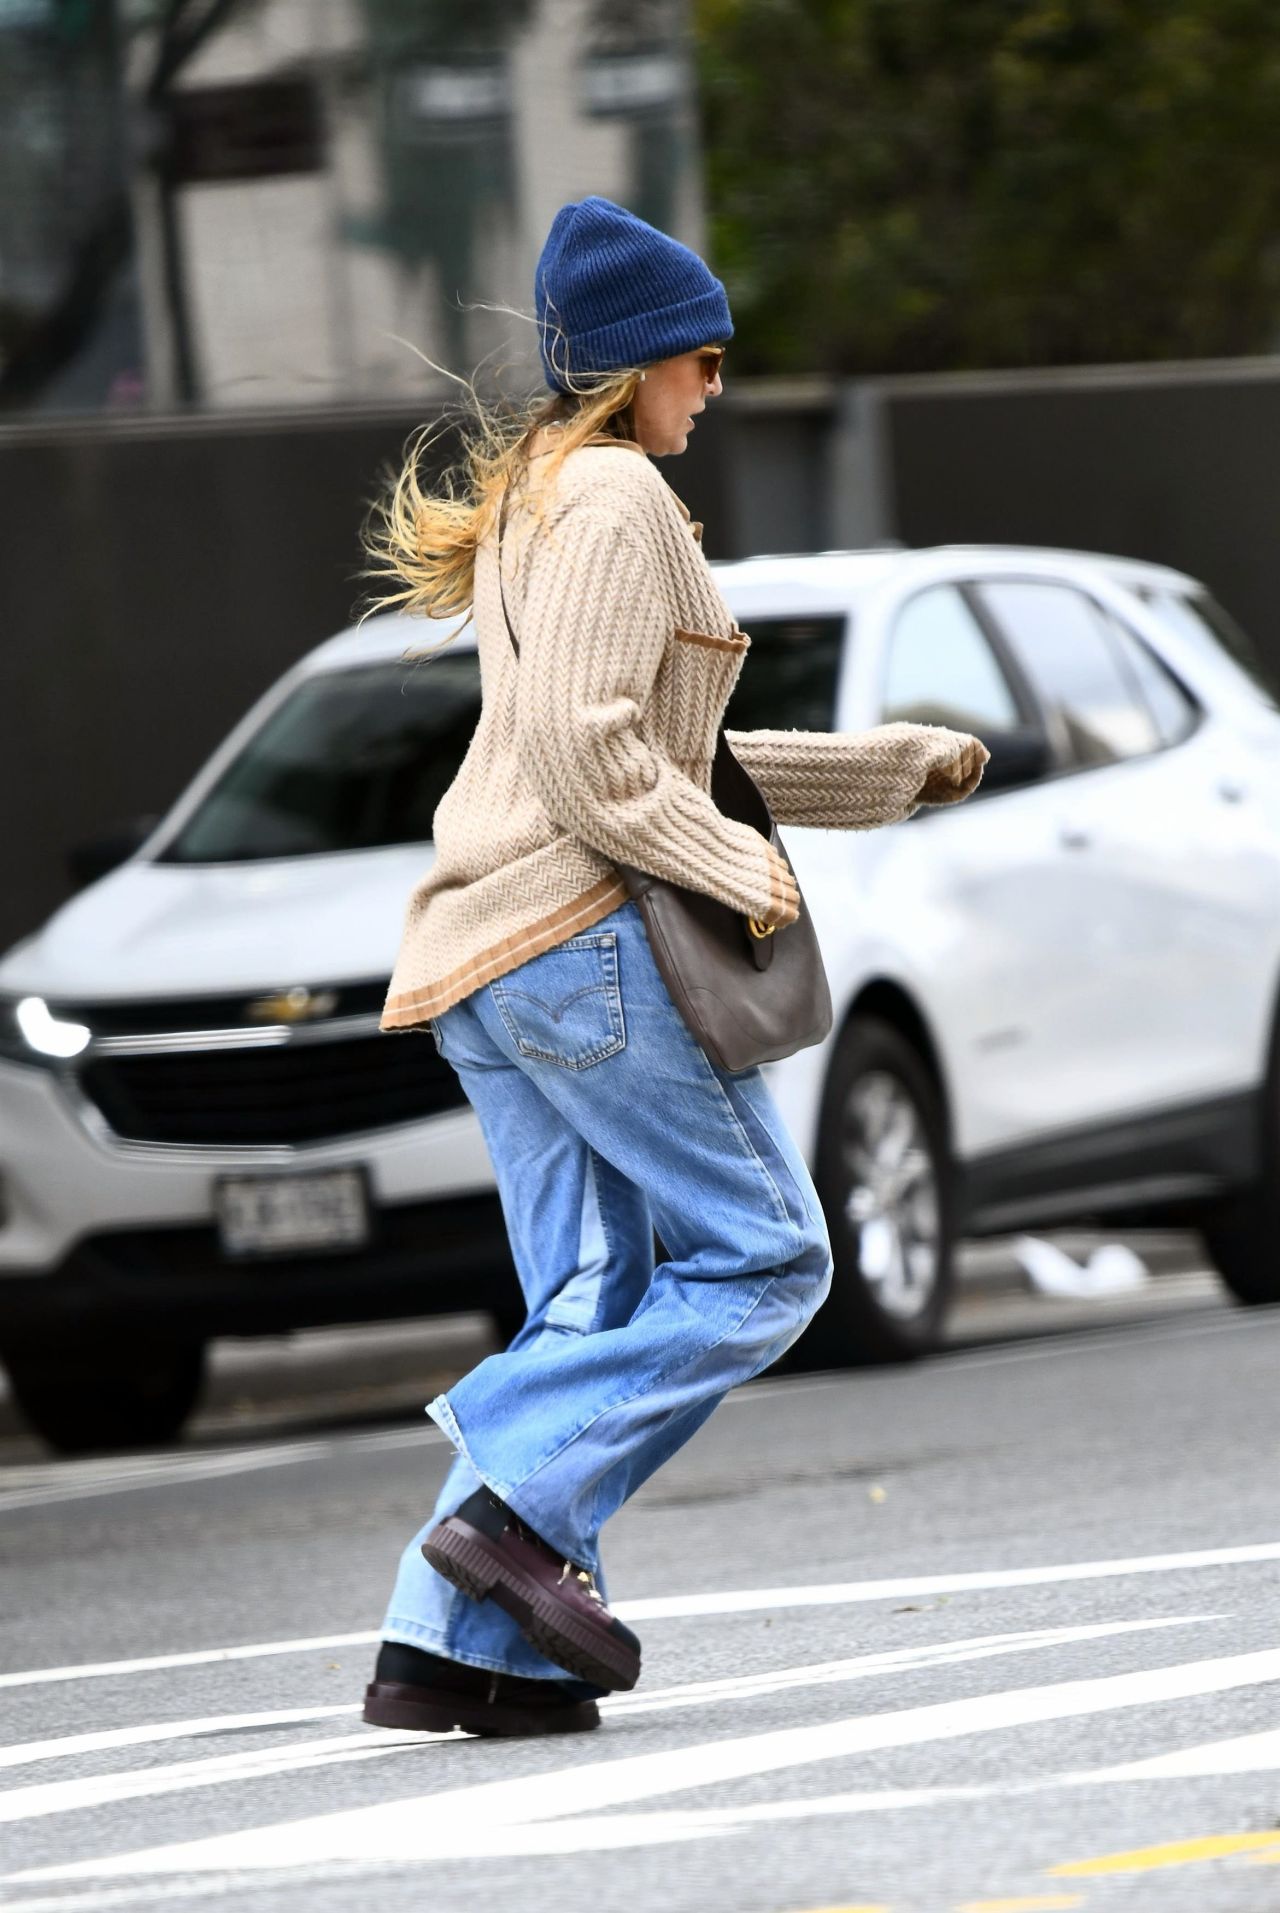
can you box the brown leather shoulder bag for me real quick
[496,488,832,1074]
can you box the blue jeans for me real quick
[381,899,833,1679]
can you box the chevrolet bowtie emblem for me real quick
[247,986,338,1025]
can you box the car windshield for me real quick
[1140,589,1280,710]
[157,655,482,863]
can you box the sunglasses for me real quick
[694,345,727,381]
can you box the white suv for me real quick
[4,544,1280,1451]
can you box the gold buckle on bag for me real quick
[746,917,775,939]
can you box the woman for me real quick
[362,196,988,1740]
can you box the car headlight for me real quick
[0,995,91,1063]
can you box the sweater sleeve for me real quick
[512,503,800,926]
[723,723,989,830]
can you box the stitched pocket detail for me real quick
[492,932,626,1070]
[660,625,751,759]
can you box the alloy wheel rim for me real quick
[841,1068,939,1321]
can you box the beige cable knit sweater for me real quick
[381,440,986,1031]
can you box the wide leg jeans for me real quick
[381,900,834,1679]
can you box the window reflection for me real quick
[160,655,482,862]
[883,587,1021,733]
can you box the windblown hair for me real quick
[362,355,643,638]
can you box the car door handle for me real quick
[1059,824,1092,851]
[1218,778,1247,805]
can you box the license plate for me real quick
[215,1168,370,1258]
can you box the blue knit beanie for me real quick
[535,196,733,394]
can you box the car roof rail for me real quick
[729,541,906,561]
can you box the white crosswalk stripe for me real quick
[0,1709,361,1775]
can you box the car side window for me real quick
[882,586,1023,733]
[727,615,845,731]
[1100,611,1200,747]
[976,581,1161,767]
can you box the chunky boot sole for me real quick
[362,1679,599,1739]
[422,1518,641,1692]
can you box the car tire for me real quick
[803,1014,955,1365]
[1204,1209,1280,1306]
[2,1339,207,1455]
[1202,1066,1280,1306]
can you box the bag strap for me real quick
[496,487,520,659]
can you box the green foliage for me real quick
[694,0,1280,373]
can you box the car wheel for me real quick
[2,1339,206,1455]
[806,1014,955,1365]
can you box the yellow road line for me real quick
[1051,1830,1280,1875]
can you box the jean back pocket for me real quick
[492,932,625,1070]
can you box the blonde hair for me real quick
[362,357,643,638]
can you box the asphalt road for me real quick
[4,1264,1280,1913]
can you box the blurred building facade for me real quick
[0,0,703,414]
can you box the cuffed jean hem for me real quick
[425,1393,513,1502]
[426,1388,597,1571]
[379,1616,571,1682]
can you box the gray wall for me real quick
[3,357,1279,956]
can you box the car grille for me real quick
[53,980,389,1037]
[79,1031,464,1146]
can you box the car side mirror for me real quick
[977,728,1052,794]
[66,815,160,891]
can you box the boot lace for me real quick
[559,1560,604,1606]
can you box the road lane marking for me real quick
[0,1633,380,1690]
[0,1731,435,1826]
[14,1521,1280,1687]
[620,1539,1280,1619]
[18,1642,1280,1880]
[1069,1722,1280,1781]
[0,1427,444,1515]
[604,1617,1208,1718]
[0,1619,1190,1808]
[0,1447,336,1514]
[1050,1831,1280,1874]
[0,1424,436,1495]
[0,1707,360,1773]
